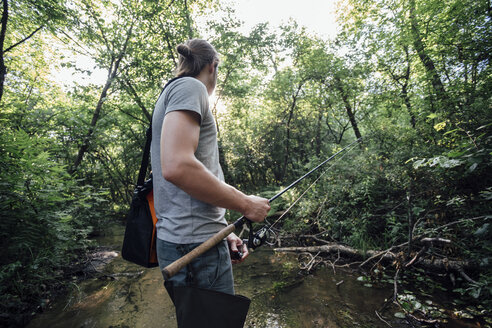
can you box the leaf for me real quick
[474,223,489,237]
[447,150,466,158]
[405,157,418,164]
[434,122,446,131]
[412,159,426,169]
[394,312,406,319]
[443,128,459,135]
[401,301,413,312]
[477,124,492,130]
[412,207,425,216]
[429,157,441,167]
[470,287,481,299]
[468,163,478,172]
[438,157,462,168]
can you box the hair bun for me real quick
[177,44,193,59]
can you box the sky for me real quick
[232,0,339,39]
[51,0,340,88]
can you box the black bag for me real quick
[121,77,183,268]
[165,282,251,328]
[121,127,159,268]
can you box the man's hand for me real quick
[243,195,270,223]
[227,233,248,264]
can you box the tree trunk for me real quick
[333,76,362,142]
[408,0,449,108]
[70,24,134,174]
[0,21,44,103]
[183,0,193,39]
[0,0,8,102]
[282,82,303,180]
[211,67,233,137]
[123,77,151,122]
[275,244,474,272]
[401,46,415,128]
[401,82,415,128]
[315,108,323,157]
[70,62,116,174]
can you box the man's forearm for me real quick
[160,110,269,222]
[163,156,249,214]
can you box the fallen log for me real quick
[275,244,395,262]
[274,243,474,272]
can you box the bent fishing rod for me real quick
[162,137,362,280]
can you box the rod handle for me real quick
[162,223,237,280]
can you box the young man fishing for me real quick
[150,39,270,321]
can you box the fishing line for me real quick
[267,137,363,204]
[164,136,370,277]
[262,140,361,244]
[243,138,363,249]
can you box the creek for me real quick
[26,223,484,328]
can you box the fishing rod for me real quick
[162,137,362,280]
[240,137,362,252]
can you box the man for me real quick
[151,38,271,299]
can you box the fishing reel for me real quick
[245,220,277,250]
[247,226,269,249]
[230,221,278,260]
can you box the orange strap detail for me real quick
[146,190,159,264]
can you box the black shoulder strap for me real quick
[136,76,185,187]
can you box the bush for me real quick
[0,128,109,326]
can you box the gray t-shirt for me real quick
[151,77,227,244]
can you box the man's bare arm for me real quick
[160,110,270,222]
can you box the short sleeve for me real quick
[164,78,209,125]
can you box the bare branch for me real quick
[83,0,111,52]
[420,237,451,244]
[53,29,92,57]
[459,270,479,285]
[121,76,151,122]
[375,311,393,328]
[4,25,44,53]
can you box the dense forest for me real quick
[0,0,490,326]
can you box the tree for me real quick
[68,0,135,174]
[0,0,71,101]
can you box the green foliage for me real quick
[0,0,218,324]
[1,0,491,324]
[0,128,109,325]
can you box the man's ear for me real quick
[208,62,215,74]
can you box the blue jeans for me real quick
[156,238,235,295]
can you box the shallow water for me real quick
[26,223,484,328]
